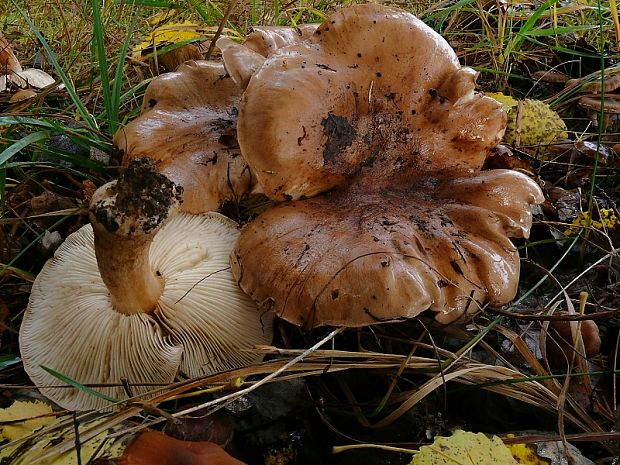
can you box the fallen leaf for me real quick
[0,400,55,441]
[507,442,551,465]
[133,21,210,58]
[115,430,246,465]
[410,430,519,465]
[0,400,126,465]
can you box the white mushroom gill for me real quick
[20,225,183,411]
[151,212,272,376]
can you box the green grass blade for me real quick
[524,24,599,37]
[251,0,257,24]
[0,166,5,213]
[273,0,280,24]
[519,36,610,58]
[422,0,477,29]
[9,0,97,130]
[41,365,119,403]
[0,116,59,129]
[114,0,181,6]
[0,356,21,371]
[188,0,223,23]
[0,116,111,154]
[109,8,140,134]
[585,0,607,229]
[91,0,112,131]
[0,130,52,165]
[501,0,559,62]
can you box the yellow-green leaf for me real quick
[0,401,126,465]
[410,430,519,465]
[0,400,56,441]
[132,22,241,59]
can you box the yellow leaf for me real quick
[0,400,56,441]
[486,92,519,110]
[0,422,127,464]
[410,430,519,465]
[146,21,204,46]
[0,401,127,465]
[132,22,242,59]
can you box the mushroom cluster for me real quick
[222,4,544,328]
[20,159,272,411]
[114,27,326,215]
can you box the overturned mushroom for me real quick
[0,33,57,92]
[230,4,544,328]
[20,159,272,410]
[113,61,256,214]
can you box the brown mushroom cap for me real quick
[217,25,319,90]
[578,95,620,114]
[153,43,203,73]
[231,170,543,328]
[242,25,320,57]
[236,4,506,201]
[545,316,601,368]
[113,60,256,214]
[216,37,267,90]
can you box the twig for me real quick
[171,327,345,419]
[206,0,240,59]
[484,307,618,321]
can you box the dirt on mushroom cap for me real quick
[232,171,544,328]
[90,158,183,236]
[236,4,506,201]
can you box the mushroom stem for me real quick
[92,221,164,315]
[89,159,183,315]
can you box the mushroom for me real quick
[229,4,544,328]
[113,61,256,214]
[232,4,507,202]
[153,44,203,73]
[20,159,272,410]
[578,95,620,130]
[545,315,601,369]
[231,171,543,328]
[0,33,21,75]
[115,431,246,465]
[217,25,318,90]
[242,25,320,57]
